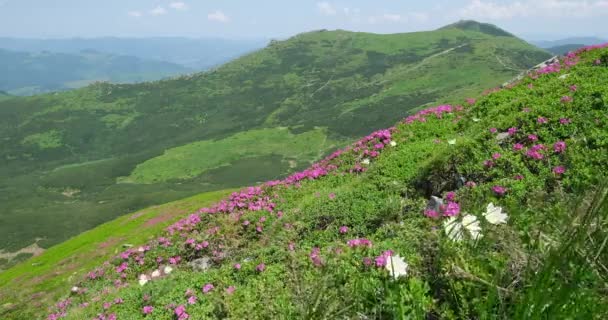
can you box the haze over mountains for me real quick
[0,37,268,70]
[0,21,551,270]
[0,48,191,95]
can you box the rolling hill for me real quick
[1,41,606,320]
[0,48,192,95]
[0,21,552,271]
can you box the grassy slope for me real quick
[0,48,192,95]
[0,23,552,261]
[0,188,235,316]
[5,45,607,319]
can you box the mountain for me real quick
[1,42,606,320]
[0,90,11,100]
[546,44,586,55]
[0,37,268,70]
[532,36,607,48]
[0,48,192,95]
[0,22,551,271]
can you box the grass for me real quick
[0,188,236,318]
[0,22,551,269]
[127,127,339,183]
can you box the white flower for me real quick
[472,117,481,122]
[444,217,464,242]
[137,246,145,252]
[385,254,408,279]
[138,274,150,286]
[390,141,397,147]
[151,269,161,278]
[558,73,570,80]
[361,158,370,165]
[483,203,508,225]
[163,266,173,274]
[448,139,456,145]
[71,286,79,293]
[444,214,483,242]
[462,214,483,240]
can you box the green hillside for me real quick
[0,22,551,270]
[547,44,585,55]
[2,42,606,320]
[0,48,191,95]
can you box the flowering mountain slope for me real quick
[0,22,552,265]
[4,43,607,319]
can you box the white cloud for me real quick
[317,2,337,16]
[169,2,187,10]
[382,14,402,22]
[367,12,427,24]
[128,11,143,18]
[149,6,167,16]
[457,0,608,20]
[208,10,230,23]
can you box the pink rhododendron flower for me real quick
[363,257,373,266]
[528,134,538,141]
[310,247,323,267]
[513,143,524,151]
[569,85,577,91]
[143,306,154,315]
[508,127,518,135]
[202,284,214,294]
[226,286,236,295]
[465,181,477,188]
[553,166,566,175]
[559,118,571,124]
[424,209,439,218]
[514,174,524,180]
[442,202,460,217]
[174,305,189,320]
[537,117,548,124]
[328,193,336,199]
[492,186,507,196]
[347,238,373,248]
[489,128,497,133]
[256,263,266,272]
[492,153,502,160]
[484,160,494,168]
[187,296,197,305]
[339,226,349,234]
[234,263,241,270]
[561,96,573,103]
[466,98,476,105]
[554,141,566,153]
[445,191,456,201]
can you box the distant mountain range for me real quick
[0,48,192,95]
[529,37,607,55]
[0,37,268,70]
[531,37,607,48]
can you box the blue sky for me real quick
[1,0,607,39]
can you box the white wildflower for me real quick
[138,274,150,286]
[71,286,79,293]
[483,203,508,225]
[472,117,481,122]
[151,269,161,278]
[385,254,408,279]
[444,217,464,242]
[390,140,397,147]
[163,265,173,274]
[462,214,483,240]
[361,158,370,165]
[137,246,145,252]
[448,139,456,145]
[558,73,570,80]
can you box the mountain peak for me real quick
[440,20,514,37]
